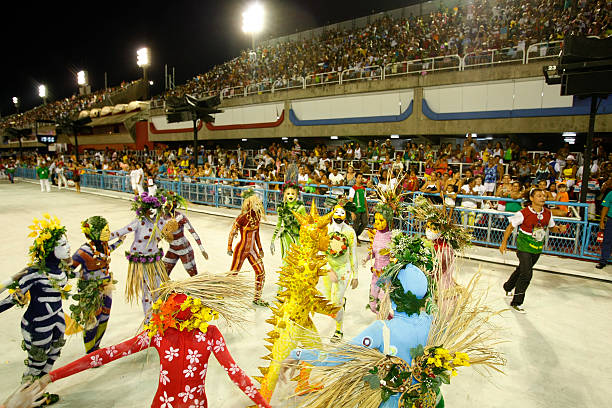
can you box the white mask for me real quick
[53,236,71,260]
[425,229,441,241]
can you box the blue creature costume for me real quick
[0,216,71,385]
[290,263,438,408]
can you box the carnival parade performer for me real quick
[408,195,472,294]
[282,240,505,408]
[110,191,168,316]
[366,174,406,315]
[270,182,306,259]
[32,274,271,408]
[325,203,358,342]
[68,216,124,354]
[160,190,208,277]
[500,188,567,313]
[256,201,340,402]
[0,214,72,404]
[228,189,268,306]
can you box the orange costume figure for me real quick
[228,190,268,306]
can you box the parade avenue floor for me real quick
[0,182,610,408]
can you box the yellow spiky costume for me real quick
[256,201,341,403]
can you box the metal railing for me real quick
[525,40,563,64]
[15,167,606,261]
[340,65,383,84]
[463,47,525,69]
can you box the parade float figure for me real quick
[284,257,505,408]
[160,190,208,277]
[228,190,268,306]
[270,183,306,259]
[366,175,407,315]
[408,196,472,294]
[0,214,72,404]
[256,201,341,403]
[67,216,124,354]
[110,191,168,316]
[324,203,358,343]
[34,274,271,408]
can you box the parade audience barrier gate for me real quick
[16,168,604,261]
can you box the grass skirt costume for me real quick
[111,192,169,316]
[68,216,124,354]
[0,215,71,385]
[47,274,271,408]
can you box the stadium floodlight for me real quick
[242,2,264,49]
[137,47,150,67]
[12,97,18,105]
[38,85,46,98]
[77,70,87,85]
[242,3,264,34]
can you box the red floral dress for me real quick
[49,326,270,408]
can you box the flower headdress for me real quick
[131,191,167,220]
[145,273,256,338]
[27,213,67,269]
[281,181,300,194]
[408,195,472,251]
[80,216,108,241]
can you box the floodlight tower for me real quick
[242,2,264,50]
[12,97,19,114]
[38,84,47,105]
[137,47,151,99]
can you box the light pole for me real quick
[12,97,19,114]
[242,2,264,50]
[39,84,47,105]
[137,47,151,99]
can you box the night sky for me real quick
[0,0,419,115]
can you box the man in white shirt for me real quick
[130,164,144,195]
[329,167,345,196]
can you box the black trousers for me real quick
[352,211,368,239]
[503,250,541,306]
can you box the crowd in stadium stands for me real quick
[167,0,611,99]
[2,136,611,218]
[1,1,609,130]
[0,80,140,131]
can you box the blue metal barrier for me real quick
[14,168,605,261]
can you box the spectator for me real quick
[484,157,502,196]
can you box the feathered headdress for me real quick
[408,195,472,251]
[81,216,108,241]
[374,171,409,225]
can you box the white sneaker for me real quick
[511,305,526,314]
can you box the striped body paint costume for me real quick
[228,210,265,301]
[0,257,68,383]
[71,238,123,354]
[162,211,205,277]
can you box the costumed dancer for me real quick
[160,190,208,277]
[408,195,472,294]
[32,274,271,408]
[228,189,267,306]
[67,216,125,354]
[366,174,406,315]
[270,182,306,259]
[110,191,168,316]
[256,201,340,403]
[324,202,358,343]
[283,234,505,408]
[0,214,72,405]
